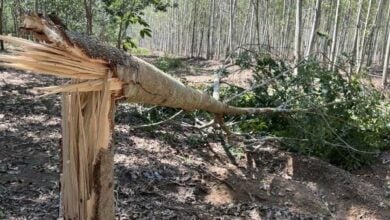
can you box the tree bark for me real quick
[293,0,302,75]
[83,0,94,35]
[306,0,321,57]
[0,0,4,50]
[116,19,124,49]
[227,0,237,56]
[329,0,340,71]
[237,1,252,54]
[283,0,292,59]
[206,0,215,59]
[253,0,261,52]
[356,0,372,73]
[383,19,390,87]
[190,1,198,58]
[366,0,384,66]
[380,1,390,66]
[350,0,363,74]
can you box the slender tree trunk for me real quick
[350,0,363,74]
[248,5,255,50]
[284,1,292,59]
[227,0,237,57]
[321,0,333,63]
[329,0,340,71]
[190,1,198,58]
[0,0,4,50]
[280,0,287,55]
[238,1,252,53]
[216,0,223,59]
[306,0,321,57]
[367,0,384,66]
[12,0,22,37]
[383,18,390,87]
[83,0,94,35]
[253,0,261,52]
[357,0,372,73]
[116,19,124,49]
[293,0,302,75]
[381,0,390,66]
[206,0,215,59]
[339,0,352,59]
[264,0,271,52]
[197,27,204,58]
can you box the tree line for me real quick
[141,0,390,86]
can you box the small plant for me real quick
[235,51,253,69]
[155,56,183,72]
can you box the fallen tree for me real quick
[0,13,306,219]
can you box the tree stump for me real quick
[60,79,116,219]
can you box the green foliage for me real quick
[155,56,183,72]
[228,56,390,170]
[234,51,253,69]
[122,37,137,49]
[102,0,169,47]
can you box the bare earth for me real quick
[0,58,389,219]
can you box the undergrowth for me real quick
[136,52,389,170]
[225,53,390,170]
[155,56,183,72]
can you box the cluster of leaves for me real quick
[234,51,253,69]
[102,0,171,48]
[155,56,183,72]
[224,55,390,170]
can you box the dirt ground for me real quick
[0,58,389,219]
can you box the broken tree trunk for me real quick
[60,84,116,219]
[0,13,302,219]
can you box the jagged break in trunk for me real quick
[61,87,115,219]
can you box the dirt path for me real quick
[0,63,389,219]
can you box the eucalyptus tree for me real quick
[383,20,390,87]
[329,0,340,71]
[306,0,321,57]
[356,0,372,73]
[293,0,301,75]
[0,0,4,50]
[101,0,169,49]
[83,0,95,35]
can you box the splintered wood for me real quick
[0,35,122,94]
[61,79,115,219]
